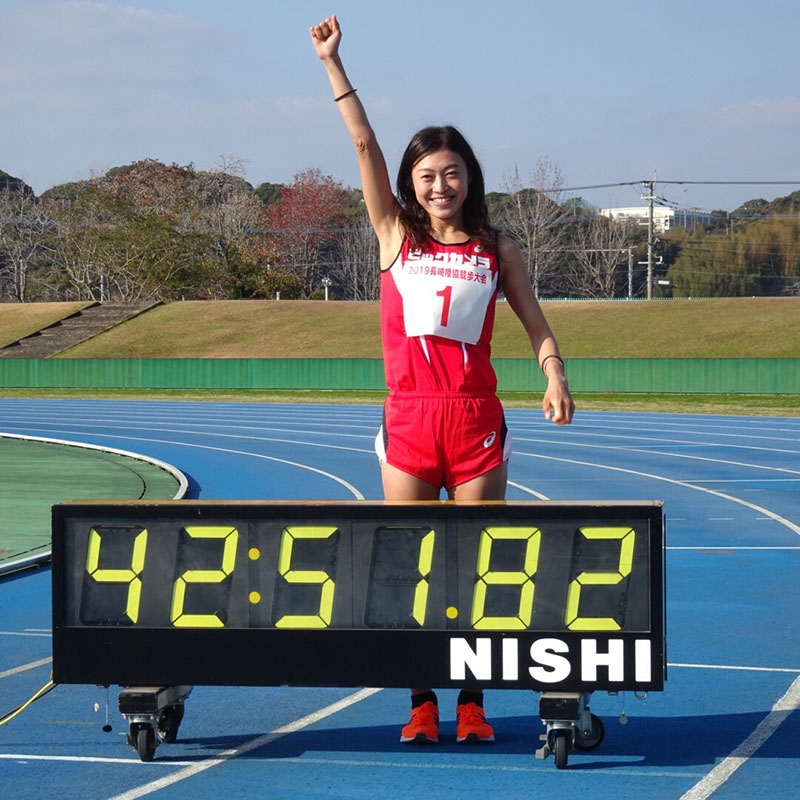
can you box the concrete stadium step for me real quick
[0,301,161,358]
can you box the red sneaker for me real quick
[456,702,495,743]
[400,700,439,744]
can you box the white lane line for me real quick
[515,417,800,440]
[514,434,800,478]
[0,412,381,434]
[1,417,378,442]
[0,631,51,638]
[670,663,800,674]
[511,422,800,449]
[0,752,701,778]
[0,429,366,499]
[0,754,194,766]
[679,674,800,800]
[107,687,382,800]
[0,432,188,499]
[513,450,800,537]
[0,422,375,455]
[668,546,800,550]
[265,757,704,778]
[693,479,800,483]
[0,657,52,680]
[507,481,549,499]
[0,406,382,428]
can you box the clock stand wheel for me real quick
[130,724,156,762]
[552,729,570,769]
[157,704,185,744]
[573,713,604,751]
[119,686,193,760]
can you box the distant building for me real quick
[599,206,711,234]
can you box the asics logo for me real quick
[483,431,497,448]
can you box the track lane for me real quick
[0,400,798,800]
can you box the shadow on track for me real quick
[159,709,799,768]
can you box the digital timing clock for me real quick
[51,501,666,692]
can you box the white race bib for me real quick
[394,249,497,345]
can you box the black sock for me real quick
[457,690,483,707]
[411,691,438,709]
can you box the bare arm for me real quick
[498,235,575,425]
[310,16,401,256]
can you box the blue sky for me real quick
[2,0,799,211]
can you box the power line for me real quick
[539,179,800,194]
[653,180,800,186]
[538,181,641,194]
[679,244,800,256]
[666,269,798,281]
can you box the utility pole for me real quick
[636,180,657,299]
[627,246,634,299]
[645,180,655,300]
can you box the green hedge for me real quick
[1,358,798,394]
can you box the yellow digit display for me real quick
[274,526,338,629]
[85,527,148,624]
[471,527,541,630]
[170,526,239,628]
[412,530,435,625]
[565,526,636,630]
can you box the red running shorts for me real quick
[374,392,512,489]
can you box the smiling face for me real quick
[410,149,470,229]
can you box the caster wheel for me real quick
[574,713,605,751]
[158,704,184,743]
[553,730,569,769]
[136,726,156,762]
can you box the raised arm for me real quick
[498,235,575,425]
[310,15,401,253]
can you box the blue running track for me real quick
[0,399,798,799]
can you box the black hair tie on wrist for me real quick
[540,355,565,375]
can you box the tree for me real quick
[497,158,568,298]
[0,188,53,301]
[41,187,210,303]
[266,168,347,298]
[334,210,380,300]
[732,198,768,220]
[560,196,596,218]
[255,181,283,207]
[667,216,800,298]
[668,231,759,297]
[34,158,275,301]
[564,217,632,298]
[190,159,274,298]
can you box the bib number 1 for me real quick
[436,285,452,327]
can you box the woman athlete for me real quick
[310,14,574,745]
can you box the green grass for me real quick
[2,297,798,417]
[0,302,91,348]
[495,297,800,358]
[54,297,800,359]
[2,387,798,417]
[57,300,384,359]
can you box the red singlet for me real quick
[376,236,511,488]
[381,237,499,393]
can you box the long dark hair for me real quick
[396,125,495,252]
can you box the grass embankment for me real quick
[3,297,798,415]
[56,297,800,360]
[0,302,90,348]
[58,301,384,358]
